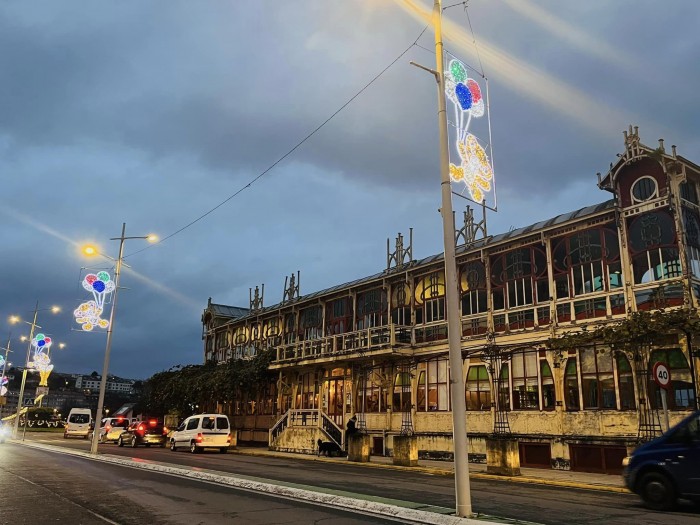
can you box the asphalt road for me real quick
[18,432,700,525]
[0,442,405,525]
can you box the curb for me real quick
[12,440,511,525]
[230,448,629,494]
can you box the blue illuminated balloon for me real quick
[92,280,106,293]
[455,82,472,110]
[37,339,45,347]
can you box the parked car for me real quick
[93,417,131,443]
[623,410,700,509]
[118,419,168,448]
[64,408,92,439]
[169,414,231,453]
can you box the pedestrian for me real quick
[345,414,357,445]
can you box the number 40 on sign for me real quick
[652,362,671,390]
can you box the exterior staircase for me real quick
[269,409,343,454]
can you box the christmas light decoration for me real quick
[30,334,54,387]
[445,59,493,203]
[74,270,114,331]
[0,376,7,396]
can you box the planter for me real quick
[392,434,418,467]
[347,433,371,462]
[486,436,521,476]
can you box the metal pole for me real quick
[660,388,670,432]
[0,338,10,419]
[90,223,126,455]
[433,0,473,517]
[13,301,39,439]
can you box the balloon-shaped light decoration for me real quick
[0,376,7,396]
[75,270,114,331]
[444,58,493,204]
[31,334,54,386]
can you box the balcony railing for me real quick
[273,324,411,364]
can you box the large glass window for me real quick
[300,306,322,341]
[683,208,700,278]
[356,289,387,329]
[511,351,539,410]
[580,348,616,409]
[564,358,580,411]
[392,371,412,412]
[649,348,696,410]
[415,272,446,324]
[426,359,449,411]
[466,365,491,411]
[460,261,488,315]
[552,224,622,300]
[627,210,681,284]
[391,283,411,326]
[326,297,352,336]
[358,371,386,413]
[284,313,297,344]
[295,372,319,409]
[616,354,636,410]
[498,364,510,411]
[540,361,556,410]
[491,246,548,313]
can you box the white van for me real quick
[64,408,92,439]
[169,414,231,453]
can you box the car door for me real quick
[679,414,700,495]
[183,417,199,444]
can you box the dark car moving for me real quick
[623,410,700,509]
[118,419,168,448]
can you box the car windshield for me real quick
[69,414,90,424]
[216,417,229,430]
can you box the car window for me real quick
[202,417,215,430]
[186,418,199,430]
[115,420,129,428]
[688,416,700,441]
[69,414,90,424]
[216,417,229,430]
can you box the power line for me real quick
[125,27,428,259]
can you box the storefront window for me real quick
[564,358,580,411]
[616,354,636,410]
[580,348,616,409]
[649,348,696,410]
[540,361,555,410]
[512,351,539,410]
[466,365,491,411]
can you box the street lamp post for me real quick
[0,336,11,419]
[412,0,474,517]
[86,223,156,455]
[10,302,60,439]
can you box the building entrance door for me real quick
[325,377,344,427]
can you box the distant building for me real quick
[75,375,136,395]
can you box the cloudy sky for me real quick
[1,1,698,379]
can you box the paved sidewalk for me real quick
[230,446,628,493]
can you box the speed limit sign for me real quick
[652,362,671,390]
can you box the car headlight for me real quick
[622,456,631,467]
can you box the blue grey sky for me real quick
[1,1,698,379]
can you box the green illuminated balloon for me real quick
[450,60,467,83]
[35,333,45,340]
[97,271,110,282]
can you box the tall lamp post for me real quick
[0,335,12,418]
[9,303,61,438]
[83,223,156,455]
[411,0,473,517]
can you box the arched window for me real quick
[392,371,412,412]
[498,364,510,411]
[425,358,449,411]
[616,354,636,410]
[540,361,555,410]
[300,306,322,341]
[466,365,491,411]
[460,261,487,315]
[580,347,616,409]
[512,351,539,410]
[627,210,680,285]
[414,272,446,324]
[356,289,387,329]
[552,224,622,300]
[357,368,387,413]
[326,297,352,336]
[649,349,696,410]
[564,358,580,410]
[416,371,426,411]
[390,282,411,326]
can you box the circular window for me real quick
[631,176,658,203]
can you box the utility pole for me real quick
[433,0,473,517]
[13,302,40,439]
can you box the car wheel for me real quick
[190,441,198,454]
[639,472,676,511]
[170,440,177,452]
[118,437,124,447]
[130,436,138,448]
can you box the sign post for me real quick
[652,362,671,431]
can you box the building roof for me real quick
[214,199,616,325]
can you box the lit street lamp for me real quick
[83,223,156,455]
[9,303,61,438]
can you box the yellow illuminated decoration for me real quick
[414,272,446,305]
[391,283,411,308]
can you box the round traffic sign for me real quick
[652,362,671,390]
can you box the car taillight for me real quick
[149,419,157,426]
[137,424,145,433]
[105,425,112,432]
[162,426,169,435]
[227,433,231,443]
[195,433,203,443]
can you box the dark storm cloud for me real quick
[1,1,700,378]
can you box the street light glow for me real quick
[51,306,61,314]
[82,244,98,256]
[8,315,20,324]
[59,343,66,349]
[147,234,159,243]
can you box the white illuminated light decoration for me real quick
[74,271,114,331]
[30,333,54,387]
[0,355,6,396]
[445,59,493,204]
